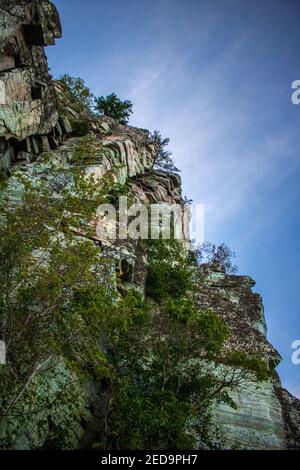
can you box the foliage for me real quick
[224,350,272,382]
[106,296,230,450]
[163,298,228,354]
[94,93,133,125]
[0,158,270,450]
[113,237,273,449]
[105,236,267,450]
[194,242,238,274]
[69,135,103,166]
[149,130,179,173]
[106,181,130,206]
[101,238,233,450]
[163,296,197,322]
[183,195,193,205]
[0,162,114,448]
[145,239,193,301]
[58,74,94,111]
[70,119,91,137]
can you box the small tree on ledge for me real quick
[149,130,180,173]
[59,74,94,111]
[94,93,133,125]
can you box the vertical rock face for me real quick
[195,267,281,365]
[193,267,300,449]
[194,268,285,449]
[275,388,300,449]
[213,380,286,449]
[0,0,300,451]
[0,0,61,169]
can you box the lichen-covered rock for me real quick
[213,379,286,449]
[0,359,92,450]
[0,0,61,143]
[194,266,299,449]
[275,387,300,449]
[196,267,281,366]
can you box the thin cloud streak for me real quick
[125,44,299,239]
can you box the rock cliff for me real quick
[0,0,299,450]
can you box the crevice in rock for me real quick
[13,52,22,68]
[31,84,43,100]
[22,24,46,46]
[119,259,134,282]
[8,137,27,159]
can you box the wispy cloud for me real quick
[125,34,299,240]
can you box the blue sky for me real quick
[48,0,300,396]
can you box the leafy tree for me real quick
[223,350,272,382]
[194,242,238,274]
[106,290,230,450]
[106,238,270,450]
[58,74,94,111]
[94,93,133,124]
[149,130,179,173]
[145,239,192,301]
[0,161,115,448]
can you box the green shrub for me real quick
[186,308,229,354]
[70,119,91,137]
[149,130,179,173]
[106,289,230,449]
[94,93,133,125]
[59,75,94,111]
[163,297,196,321]
[163,298,228,354]
[106,182,130,205]
[146,239,192,301]
[225,350,272,381]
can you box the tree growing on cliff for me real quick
[149,130,179,173]
[106,238,272,450]
[194,242,238,274]
[0,162,116,448]
[58,74,94,111]
[94,93,133,124]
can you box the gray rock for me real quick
[0,0,61,141]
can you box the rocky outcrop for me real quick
[133,171,183,205]
[213,379,286,449]
[1,0,300,451]
[275,388,300,449]
[0,0,61,169]
[194,267,284,448]
[195,267,281,366]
